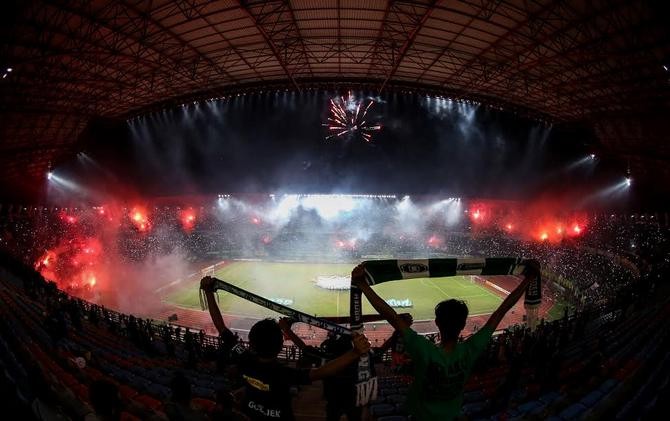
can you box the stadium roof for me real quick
[1,0,670,194]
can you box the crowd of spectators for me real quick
[1,202,670,419]
[1,203,664,306]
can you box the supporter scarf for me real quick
[200,278,353,335]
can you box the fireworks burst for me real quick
[324,92,382,142]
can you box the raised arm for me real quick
[200,276,232,337]
[351,265,411,332]
[309,333,370,381]
[484,261,540,331]
[278,317,307,349]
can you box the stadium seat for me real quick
[120,412,142,421]
[559,403,587,419]
[192,397,216,412]
[580,390,603,407]
[386,394,406,404]
[133,394,162,410]
[377,416,408,421]
[517,400,543,414]
[119,384,139,399]
[598,379,618,393]
[193,386,215,399]
[464,389,486,403]
[369,403,395,417]
[462,401,486,415]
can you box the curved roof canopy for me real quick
[1,0,670,192]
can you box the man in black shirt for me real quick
[201,277,370,421]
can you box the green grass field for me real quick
[164,261,503,320]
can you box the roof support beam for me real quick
[238,0,301,90]
[380,0,439,92]
[440,0,560,91]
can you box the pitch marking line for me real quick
[336,290,340,317]
[454,277,471,288]
[477,284,505,301]
[459,293,493,298]
[426,278,453,299]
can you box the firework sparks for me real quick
[324,92,382,142]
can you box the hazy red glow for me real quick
[427,234,442,248]
[179,209,197,231]
[60,212,78,224]
[335,238,357,250]
[27,195,594,318]
[472,209,482,221]
[129,207,150,232]
[32,202,181,315]
[469,198,588,243]
[468,203,491,226]
[35,237,105,293]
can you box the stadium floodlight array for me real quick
[217,193,397,199]
[282,193,397,199]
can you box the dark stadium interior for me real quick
[2,1,670,420]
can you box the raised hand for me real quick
[351,264,367,288]
[277,317,295,331]
[352,332,371,356]
[200,276,216,293]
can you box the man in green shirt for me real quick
[351,261,540,421]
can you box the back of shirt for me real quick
[402,326,494,421]
[237,359,311,421]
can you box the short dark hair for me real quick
[434,299,468,341]
[249,318,284,358]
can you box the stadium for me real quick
[1,1,669,420]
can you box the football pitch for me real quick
[164,261,503,320]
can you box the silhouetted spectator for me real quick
[352,261,540,421]
[201,276,371,421]
[85,380,121,421]
[164,372,208,421]
[29,364,70,421]
[44,302,67,345]
[321,334,363,421]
